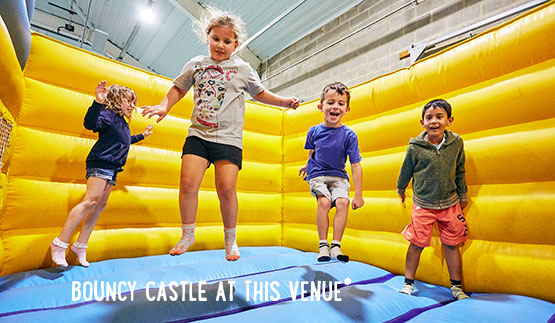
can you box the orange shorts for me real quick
[402,203,468,248]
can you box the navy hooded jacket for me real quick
[84,101,144,171]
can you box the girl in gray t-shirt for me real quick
[142,6,299,261]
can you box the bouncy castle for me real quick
[0,1,554,322]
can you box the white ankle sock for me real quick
[224,227,240,261]
[52,237,69,248]
[71,241,89,267]
[51,237,69,267]
[330,240,349,262]
[170,223,196,256]
[318,240,330,262]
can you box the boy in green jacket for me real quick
[397,99,469,300]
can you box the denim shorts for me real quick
[86,168,117,186]
[182,136,242,170]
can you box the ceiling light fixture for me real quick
[139,7,156,24]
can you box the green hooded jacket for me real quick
[397,130,468,209]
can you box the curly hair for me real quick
[104,85,137,120]
[193,6,247,46]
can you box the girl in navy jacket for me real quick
[50,81,153,267]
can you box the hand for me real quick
[460,200,468,210]
[298,165,308,179]
[352,195,364,210]
[141,104,169,123]
[142,124,154,137]
[287,97,300,109]
[398,190,406,203]
[95,80,107,104]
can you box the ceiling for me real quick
[31,0,363,79]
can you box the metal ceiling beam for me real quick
[79,0,92,48]
[169,0,262,70]
[63,0,95,30]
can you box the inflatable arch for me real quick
[0,0,34,70]
[0,1,554,320]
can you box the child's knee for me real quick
[410,243,424,252]
[82,196,100,209]
[179,179,201,195]
[216,184,237,200]
[334,198,349,209]
[442,243,459,250]
[317,197,332,209]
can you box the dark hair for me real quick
[320,82,350,106]
[422,99,451,119]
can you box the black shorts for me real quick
[182,136,242,170]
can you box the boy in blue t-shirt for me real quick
[299,82,364,262]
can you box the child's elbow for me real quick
[83,120,98,131]
[351,162,362,170]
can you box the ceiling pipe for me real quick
[79,0,92,48]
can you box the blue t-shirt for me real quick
[304,124,362,181]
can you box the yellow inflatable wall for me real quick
[0,1,553,304]
[0,12,22,276]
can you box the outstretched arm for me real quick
[254,90,300,109]
[351,162,364,210]
[141,86,187,122]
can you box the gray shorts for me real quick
[307,176,350,208]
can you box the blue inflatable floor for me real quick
[1,247,554,322]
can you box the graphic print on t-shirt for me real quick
[195,64,238,128]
